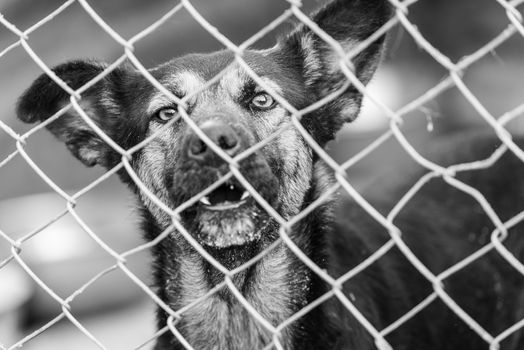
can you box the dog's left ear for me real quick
[16,60,136,168]
[277,0,392,143]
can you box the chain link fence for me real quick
[1,0,524,349]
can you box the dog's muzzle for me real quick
[185,120,250,210]
[172,118,278,248]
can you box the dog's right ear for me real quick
[17,60,132,168]
[276,0,392,144]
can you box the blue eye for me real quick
[155,108,177,123]
[250,92,276,110]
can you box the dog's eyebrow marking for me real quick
[256,77,283,96]
[219,65,284,102]
[176,70,205,96]
[220,65,248,98]
[147,71,204,115]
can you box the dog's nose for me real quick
[186,120,242,166]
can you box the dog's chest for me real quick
[175,247,296,349]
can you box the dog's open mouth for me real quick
[199,183,250,211]
[194,181,267,248]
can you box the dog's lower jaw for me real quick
[195,202,270,249]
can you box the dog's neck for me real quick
[146,222,316,350]
[174,243,301,349]
[146,162,337,350]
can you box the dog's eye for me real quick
[250,93,276,110]
[155,108,178,123]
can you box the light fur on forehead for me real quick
[219,63,248,98]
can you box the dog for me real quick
[15,0,524,349]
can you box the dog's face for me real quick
[138,50,310,248]
[16,0,391,251]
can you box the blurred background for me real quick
[0,0,523,349]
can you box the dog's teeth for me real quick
[200,196,211,205]
[240,191,250,200]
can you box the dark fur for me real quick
[16,0,524,349]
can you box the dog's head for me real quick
[17,0,391,250]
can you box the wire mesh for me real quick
[1,0,524,349]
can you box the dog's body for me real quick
[16,0,524,349]
[334,135,524,349]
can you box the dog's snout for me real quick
[186,120,242,166]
